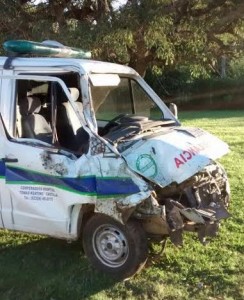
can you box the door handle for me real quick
[1,157,18,163]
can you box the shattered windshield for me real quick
[90,76,162,121]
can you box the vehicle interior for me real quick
[90,75,176,143]
[14,72,176,153]
[15,72,89,154]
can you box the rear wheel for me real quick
[82,214,148,279]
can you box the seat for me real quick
[57,88,89,152]
[19,96,52,143]
[62,87,84,135]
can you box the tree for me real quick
[0,0,243,77]
[94,0,244,76]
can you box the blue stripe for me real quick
[5,166,140,196]
[0,160,5,176]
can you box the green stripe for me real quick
[98,176,130,180]
[7,181,47,185]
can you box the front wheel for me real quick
[82,214,148,279]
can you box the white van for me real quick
[0,41,230,279]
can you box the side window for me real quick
[15,76,89,154]
[16,79,52,143]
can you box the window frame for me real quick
[0,74,85,139]
[91,75,161,121]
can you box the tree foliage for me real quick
[0,0,243,76]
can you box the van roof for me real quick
[0,56,138,76]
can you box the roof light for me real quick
[3,40,91,59]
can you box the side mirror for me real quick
[169,103,178,119]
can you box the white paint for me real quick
[123,127,229,187]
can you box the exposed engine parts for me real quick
[136,163,230,246]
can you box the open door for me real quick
[0,73,90,237]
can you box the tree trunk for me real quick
[129,56,148,77]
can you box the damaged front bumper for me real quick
[133,163,231,246]
[165,198,230,246]
[133,196,231,247]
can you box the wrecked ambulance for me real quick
[0,40,230,279]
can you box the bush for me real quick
[145,67,244,111]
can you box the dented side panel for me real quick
[1,139,150,238]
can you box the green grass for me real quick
[0,110,244,300]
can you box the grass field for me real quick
[0,110,243,300]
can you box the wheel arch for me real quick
[69,203,95,239]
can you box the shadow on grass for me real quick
[1,235,243,300]
[0,236,118,300]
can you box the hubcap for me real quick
[92,224,129,268]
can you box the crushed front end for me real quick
[107,119,231,246]
[134,163,230,246]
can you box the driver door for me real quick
[0,73,85,237]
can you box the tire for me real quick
[82,213,148,279]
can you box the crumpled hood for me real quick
[122,127,229,187]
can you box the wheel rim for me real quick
[92,224,129,268]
